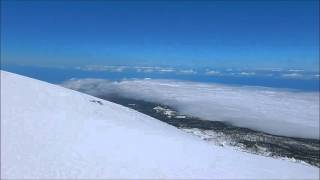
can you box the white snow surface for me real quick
[62,78,320,139]
[1,71,319,179]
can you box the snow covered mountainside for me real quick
[1,70,319,179]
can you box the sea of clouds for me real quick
[62,79,319,139]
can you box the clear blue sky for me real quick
[1,0,319,70]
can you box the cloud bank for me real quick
[62,79,319,139]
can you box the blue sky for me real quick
[1,0,319,71]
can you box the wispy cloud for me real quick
[288,69,304,72]
[134,66,176,73]
[239,72,256,76]
[158,68,175,73]
[135,67,155,73]
[178,69,197,74]
[76,65,127,72]
[205,70,220,76]
[281,73,303,78]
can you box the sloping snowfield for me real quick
[1,71,319,179]
[63,78,320,139]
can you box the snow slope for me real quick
[1,70,319,179]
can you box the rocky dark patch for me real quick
[90,99,104,105]
[100,95,320,167]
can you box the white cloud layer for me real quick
[62,79,320,139]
